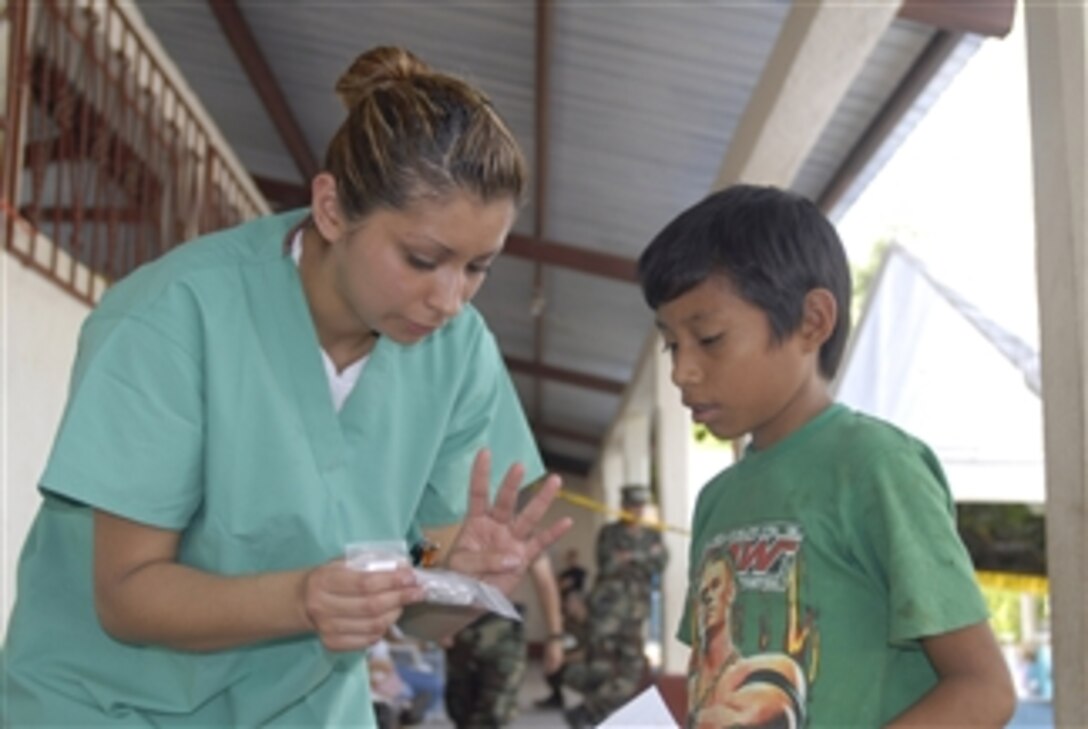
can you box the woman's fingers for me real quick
[304,562,425,651]
[528,514,574,559]
[315,611,403,651]
[511,473,563,539]
[448,452,572,593]
[489,459,525,524]
[448,549,526,576]
[466,449,493,518]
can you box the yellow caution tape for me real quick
[976,570,1049,596]
[555,489,691,536]
[552,492,1051,591]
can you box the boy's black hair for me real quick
[638,184,852,379]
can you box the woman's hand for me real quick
[93,509,423,653]
[445,449,572,595]
[301,561,425,652]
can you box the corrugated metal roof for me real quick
[132,0,987,473]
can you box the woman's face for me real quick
[330,191,516,345]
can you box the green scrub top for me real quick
[2,211,544,727]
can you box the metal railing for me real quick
[2,0,269,306]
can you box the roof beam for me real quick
[541,450,592,477]
[714,0,901,189]
[529,0,556,424]
[505,355,627,395]
[533,422,602,447]
[252,174,313,210]
[207,0,319,182]
[898,0,1016,38]
[505,233,638,283]
[817,30,964,215]
[21,206,144,224]
[217,175,641,282]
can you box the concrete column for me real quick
[1024,2,1088,724]
[653,343,692,674]
[620,412,651,487]
[600,439,625,515]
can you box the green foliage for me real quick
[957,503,1047,575]
[984,587,1022,642]
[851,239,892,324]
[982,585,1050,644]
[692,423,731,451]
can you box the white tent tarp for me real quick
[834,244,1045,505]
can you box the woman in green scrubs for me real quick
[2,46,569,726]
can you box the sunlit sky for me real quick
[837,10,1038,347]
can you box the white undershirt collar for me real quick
[291,230,368,412]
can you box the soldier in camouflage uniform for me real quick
[443,611,526,728]
[442,552,565,728]
[561,484,669,728]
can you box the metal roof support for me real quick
[505,233,638,282]
[206,0,318,183]
[530,0,555,424]
[505,355,626,395]
[816,29,964,216]
[714,0,900,189]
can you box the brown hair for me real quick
[325,46,526,220]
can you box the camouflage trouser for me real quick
[562,577,650,723]
[444,613,526,729]
[561,643,647,724]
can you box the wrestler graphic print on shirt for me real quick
[687,522,812,729]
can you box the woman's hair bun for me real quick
[334,46,433,111]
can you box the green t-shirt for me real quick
[679,404,988,728]
[3,211,542,726]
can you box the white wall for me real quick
[2,237,89,642]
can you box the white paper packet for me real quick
[345,541,521,621]
[598,685,678,728]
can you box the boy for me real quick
[637,185,1015,727]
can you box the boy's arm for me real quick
[884,621,1016,728]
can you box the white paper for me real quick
[597,685,679,728]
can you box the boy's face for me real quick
[654,274,829,450]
